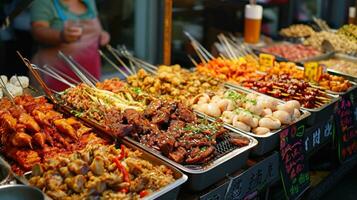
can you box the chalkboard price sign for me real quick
[280,125,310,200]
[335,92,357,162]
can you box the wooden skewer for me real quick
[99,50,129,79]
[184,31,214,60]
[0,77,15,102]
[191,42,207,64]
[106,45,134,75]
[58,51,96,87]
[45,65,80,85]
[68,56,99,84]
[33,66,75,88]
[187,55,198,67]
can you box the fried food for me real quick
[29,144,175,200]
[0,95,107,174]
[127,65,224,101]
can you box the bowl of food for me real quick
[0,185,44,200]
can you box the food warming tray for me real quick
[13,140,188,200]
[301,53,357,83]
[124,132,257,192]
[252,41,331,63]
[194,86,311,156]
[225,83,339,126]
[53,94,256,192]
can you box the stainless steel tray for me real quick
[301,53,357,82]
[294,65,357,96]
[193,86,311,156]
[124,131,257,192]
[252,41,328,63]
[225,83,339,126]
[15,140,187,200]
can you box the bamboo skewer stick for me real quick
[99,50,129,79]
[187,55,198,67]
[106,45,134,75]
[68,56,99,84]
[45,65,80,85]
[58,51,96,87]
[0,77,14,101]
[184,31,214,60]
[33,65,75,88]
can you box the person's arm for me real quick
[32,21,82,45]
[32,21,62,45]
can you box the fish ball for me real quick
[221,111,235,124]
[273,110,292,124]
[252,127,270,135]
[259,116,281,130]
[232,115,251,132]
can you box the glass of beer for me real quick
[244,4,263,44]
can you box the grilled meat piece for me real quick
[168,147,187,163]
[185,146,215,164]
[18,113,41,132]
[230,137,250,147]
[11,132,33,148]
[33,132,46,148]
[54,119,78,140]
[174,102,197,123]
[144,99,161,116]
[0,112,17,132]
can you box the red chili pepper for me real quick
[119,188,129,193]
[117,145,126,160]
[113,157,130,183]
[139,190,149,198]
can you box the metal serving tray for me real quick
[54,94,257,191]
[301,53,357,82]
[124,132,257,192]
[193,86,311,156]
[225,83,339,126]
[13,140,187,200]
[252,41,328,63]
[293,65,357,96]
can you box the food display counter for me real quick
[0,22,356,200]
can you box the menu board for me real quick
[335,91,357,162]
[304,116,334,154]
[280,125,310,200]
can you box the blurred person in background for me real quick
[0,0,33,77]
[31,0,110,91]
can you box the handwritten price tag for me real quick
[280,124,310,199]
[304,62,323,82]
[259,53,275,71]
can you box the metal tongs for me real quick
[17,51,58,104]
[58,51,98,87]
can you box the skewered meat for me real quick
[54,119,78,140]
[18,113,40,132]
[33,132,46,148]
[0,95,108,174]
[11,132,33,148]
